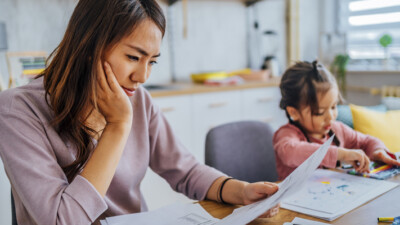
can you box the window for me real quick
[339,0,400,70]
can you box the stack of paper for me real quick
[100,203,219,225]
[281,169,399,221]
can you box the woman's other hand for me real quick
[242,182,279,218]
[96,61,133,126]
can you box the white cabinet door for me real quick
[192,91,242,163]
[141,95,194,210]
[152,95,193,150]
[241,87,287,130]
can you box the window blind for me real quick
[339,0,400,63]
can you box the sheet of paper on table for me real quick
[283,217,331,225]
[214,136,335,225]
[281,169,398,221]
[100,202,219,225]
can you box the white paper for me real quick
[215,136,335,225]
[100,203,219,225]
[281,169,398,221]
[283,217,330,225]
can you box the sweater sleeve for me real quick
[147,103,225,201]
[273,126,338,169]
[0,111,107,225]
[337,122,387,158]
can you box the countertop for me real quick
[147,77,281,98]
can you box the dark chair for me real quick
[205,121,278,183]
[11,191,17,225]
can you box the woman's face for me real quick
[294,87,339,139]
[103,19,162,96]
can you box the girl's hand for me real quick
[242,182,279,218]
[338,148,370,173]
[96,62,133,126]
[371,149,400,166]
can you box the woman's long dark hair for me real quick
[39,0,166,182]
[279,61,342,146]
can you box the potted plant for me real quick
[379,33,392,69]
[331,54,350,97]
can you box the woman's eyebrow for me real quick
[125,44,161,58]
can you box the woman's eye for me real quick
[149,61,158,66]
[127,55,139,61]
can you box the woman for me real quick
[0,0,279,224]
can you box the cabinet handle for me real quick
[208,102,227,108]
[257,97,274,103]
[161,107,175,113]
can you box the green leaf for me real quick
[379,34,393,48]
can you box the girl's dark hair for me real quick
[279,60,342,145]
[39,0,166,182]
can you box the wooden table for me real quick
[200,172,400,225]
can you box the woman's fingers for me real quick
[103,62,121,93]
[97,60,108,91]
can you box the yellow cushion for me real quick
[350,104,400,152]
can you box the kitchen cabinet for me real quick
[141,84,287,210]
[192,90,242,162]
[153,95,193,150]
[241,87,286,130]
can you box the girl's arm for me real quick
[338,122,400,167]
[206,177,279,218]
[80,62,133,197]
[273,128,338,168]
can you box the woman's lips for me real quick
[324,125,332,130]
[122,87,135,96]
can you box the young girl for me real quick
[273,61,400,180]
[0,0,279,224]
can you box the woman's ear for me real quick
[286,106,300,121]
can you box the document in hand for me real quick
[215,136,335,225]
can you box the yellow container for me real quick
[191,71,228,83]
[191,69,253,83]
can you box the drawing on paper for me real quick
[283,169,380,214]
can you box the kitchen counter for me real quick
[147,77,281,98]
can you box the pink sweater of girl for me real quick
[273,121,387,180]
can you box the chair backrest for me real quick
[11,191,17,225]
[205,121,278,183]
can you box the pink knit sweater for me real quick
[273,121,387,180]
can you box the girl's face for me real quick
[290,86,339,139]
[103,19,162,96]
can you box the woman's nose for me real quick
[132,63,148,83]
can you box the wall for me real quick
[248,0,287,74]
[162,0,247,82]
[299,0,320,62]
